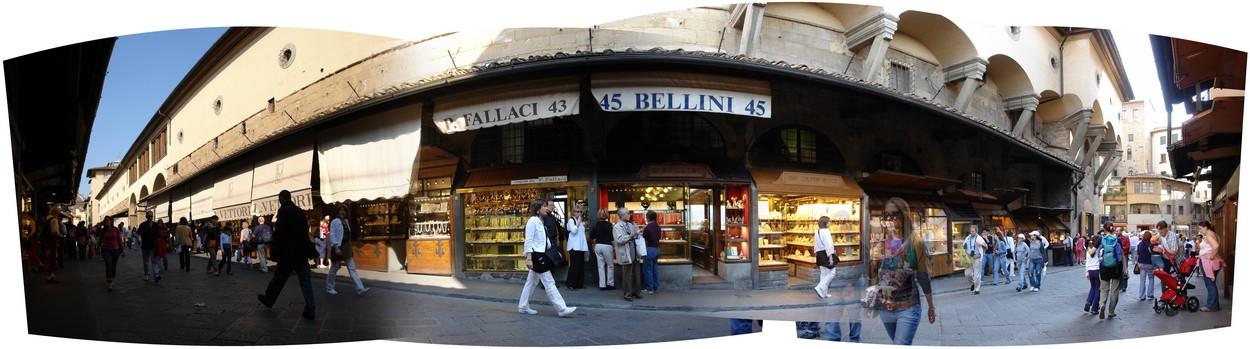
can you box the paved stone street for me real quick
[22,252,1231,346]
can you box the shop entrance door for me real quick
[688,187,723,283]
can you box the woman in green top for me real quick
[874,197,936,345]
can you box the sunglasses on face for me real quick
[881,211,903,221]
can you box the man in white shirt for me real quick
[964,225,986,295]
[1004,232,1016,279]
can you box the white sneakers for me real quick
[814,287,830,299]
[519,307,578,317]
[327,289,338,295]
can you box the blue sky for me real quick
[80,27,227,197]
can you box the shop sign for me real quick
[775,172,848,188]
[592,87,772,118]
[434,92,579,134]
[250,188,315,217]
[638,164,716,179]
[510,176,568,185]
[214,204,253,222]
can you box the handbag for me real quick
[634,235,648,257]
[816,250,839,268]
[530,237,564,273]
[1133,263,1140,274]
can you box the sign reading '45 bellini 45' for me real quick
[592,87,772,118]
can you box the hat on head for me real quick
[1029,230,1041,236]
[1017,234,1025,239]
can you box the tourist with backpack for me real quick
[981,231,997,284]
[1095,223,1127,319]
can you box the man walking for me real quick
[963,225,985,294]
[253,216,272,273]
[175,217,194,271]
[137,211,158,281]
[257,190,317,320]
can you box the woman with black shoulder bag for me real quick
[813,216,837,298]
[518,199,577,317]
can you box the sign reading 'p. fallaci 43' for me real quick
[592,87,772,118]
[434,91,580,134]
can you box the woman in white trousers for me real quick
[518,199,577,317]
[813,216,836,298]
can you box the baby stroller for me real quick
[1151,255,1200,316]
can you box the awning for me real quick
[147,193,170,223]
[866,195,944,211]
[417,146,458,180]
[944,202,980,220]
[318,103,422,203]
[213,160,254,218]
[464,165,569,188]
[1013,216,1043,233]
[859,170,960,195]
[972,202,1009,217]
[1043,216,1069,232]
[190,174,215,221]
[434,77,578,134]
[171,185,191,223]
[592,72,772,118]
[1216,165,1240,202]
[943,189,998,202]
[251,138,315,216]
[1169,97,1243,178]
[749,168,863,197]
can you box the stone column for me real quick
[844,13,899,84]
[737,3,766,56]
[1065,110,1092,159]
[1004,95,1040,137]
[944,58,989,111]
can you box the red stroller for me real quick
[1152,255,1200,316]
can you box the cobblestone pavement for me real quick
[21,252,1231,346]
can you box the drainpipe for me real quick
[1071,168,1086,235]
[1059,29,1071,95]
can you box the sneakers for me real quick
[1031,287,1039,292]
[1016,286,1022,292]
[557,307,578,318]
[327,289,338,295]
[518,308,538,315]
[357,288,371,296]
[974,291,980,295]
[1200,307,1212,312]
[814,287,828,299]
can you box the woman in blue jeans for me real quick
[641,211,661,294]
[1195,221,1222,312]
[874,198,936,345]
[1027,231,1047,291]
[1136,231,1157,301]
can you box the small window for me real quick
[1127,134,1133,142]
[1160,136,1166,145]
[888,63,911,93]
[1179,205,1184,216]
[968,172,984,191]
[278,44,297,69]
[1160,154,1167,163]
[213,96,224,115]
[1127,150,1133,161]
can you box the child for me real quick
[1083,247,1101,314]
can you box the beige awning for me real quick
[190,174,215,221]
[147,193,170,223]
[171,185,191,223]
[213,160,254,218]
[318,103,422,203]
[251,138,315,216]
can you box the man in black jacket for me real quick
[137,211,157,281]
[257,190,317,320]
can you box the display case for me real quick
[356,200,408,239]
[759,195,863,266]
[461,188,544,272]
[610,208,690,264]
[407,176,454,275]
[603,185,695,265]
[719,186,750,263]
[870,203,948,261]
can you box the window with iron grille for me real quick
[471,118,581,168]
[889,63,911,93]
[968,172,984,191]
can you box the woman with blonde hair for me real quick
[873,197,936,345]
[589,208,616,291]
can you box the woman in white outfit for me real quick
[813,216,836,298]
[518,199,577,317]
[327,204,369,296]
